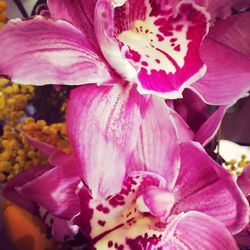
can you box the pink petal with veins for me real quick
[194,105,227,146]
[191,39,250,106]
[162,211,238,250]
[47,0,100,53]
[129,96,180,190]
[208,12,250,57]
[172,141,249,234]
[66,84,148,199]
[0,17,114,85]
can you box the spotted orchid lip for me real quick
[97,0,210,99]
[0,0,249,105]
[73,171,167,249]
[70,141,248,249]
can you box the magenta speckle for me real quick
[155,59,160,64]
[126,233,162,249]
[98,220,106,227]
[142,61,148,66]
[125,49,141,62]
[156,34,164,42]
[175,24,183,31]
[154,17,166,26]
[170,38,177,43]
[108,241,113,248]
[174,44,181,51]
[96,204,110,214]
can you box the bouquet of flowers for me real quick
[0,0,250,249]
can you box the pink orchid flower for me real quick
[68,84,249,249]
[4,84,249,249]
[0,0,249,104]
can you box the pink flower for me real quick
[4,84,249,249]
[68,85,248,249]
[0,0,249,103]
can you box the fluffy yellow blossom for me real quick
[0,0,7,28]
[21,118,70,154]
[0,119,70,181]
[0,78,34,123]
[0,79,70,181]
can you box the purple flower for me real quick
[4,84,249,249]
[0,0,249,103]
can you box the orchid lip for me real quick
[136,187,175,219]
[111,0,210,98]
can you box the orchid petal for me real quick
[73,171,166,248]
[3,165,51,212]
[162,211,238,250]
[47,0,100,52]
[194,0,235,22]
[22,131,58,156]
[194,0,249,23]
[208,13,250,57]
[169,108,194,142]
[0,17,113,85]
[66,84,148,199]
[238,166,250,198]
[173,89,210,133]
[235,224,250,249]
[52,217,79,242]
[116,1,209,98]
[137,186,175,219]
[18,155,81,219]
[36,206,78,242]
[194,106,227,146]
[190,39,250,106]
[94,0,137,81]
[129,96,180,189]
[232,0,250,11]
[22,131,70,167]
[172,141,249,234]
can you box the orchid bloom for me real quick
[4,84,249,249]
[216,140,250,249]
[0,0,250,104]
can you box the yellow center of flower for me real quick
[224,155,250,176]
